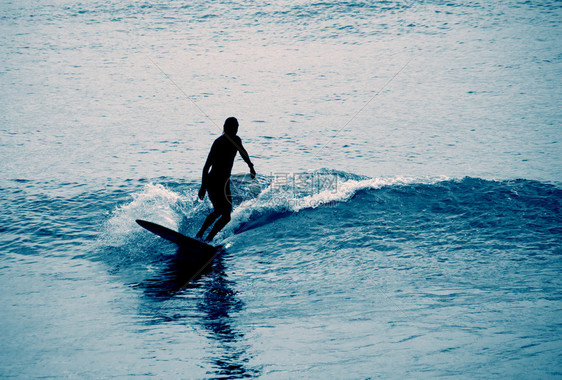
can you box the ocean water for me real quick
[1,0,561,378]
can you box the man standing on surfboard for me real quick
[196,117,256,241]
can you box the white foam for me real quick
[224,173,451,238]
[101,183,185,246]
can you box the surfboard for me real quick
[136,219,215,250]
[136,219,218,287]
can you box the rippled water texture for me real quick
[1,0,561,378]
[2,0,560,183]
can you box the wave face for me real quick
[93,172,562,299]
[225,172,562,250]
[102,172,562,252]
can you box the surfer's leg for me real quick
[196,210,220,238]
[205,212,231,241]
[204,178,232,241]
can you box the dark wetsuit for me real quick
[197,132,254,241]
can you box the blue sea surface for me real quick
[1,0,561,378]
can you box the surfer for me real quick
[196,117,256,241]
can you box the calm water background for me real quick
[1,0,561,378]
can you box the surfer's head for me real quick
[224,117,239,137]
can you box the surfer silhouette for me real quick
[196,117,256,241]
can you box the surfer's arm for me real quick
[199,150,213,200]
[237,139,256,179]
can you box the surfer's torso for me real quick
[208,134,242,181]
